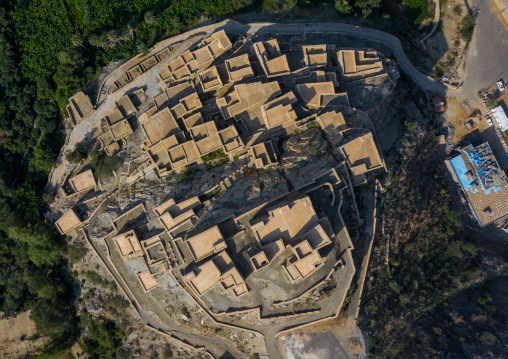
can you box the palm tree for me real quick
[106,29,120,48]
[136,43,149,55]
[120,27,131,43]
[144,11,160,26]
[165,16,181,36]
[88,34,101,48]
[70,34,91,53]
[127,20,138,41]
[96,34,110,50]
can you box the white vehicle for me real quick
[485,115,493,126]
[497,80,505,92]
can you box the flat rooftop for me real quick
[251,196,318,244]
[68,169,96,193]
[303,45,327,68]
[55,208,82,235]
[186,226,227,261]
[450,142,508,226]
[225,53,254,82]
[296,82,335,108]
[340,132,383,175]
[141,107,180,145]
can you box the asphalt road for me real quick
[459,0,508,104]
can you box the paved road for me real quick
[244,22,445,95]
[459,0,508,105]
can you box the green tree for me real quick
[30,298,71,337]
[459,14,475,41]
[53,49,86,109]
[90,149,120,178]
[81,317,125,358]
[335,0,353,14]
[66,142,89,163]
[355,0,381,17]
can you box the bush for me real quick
[201,148,227,162]
[480,332,497,345]
[453,4,462,15]
[262,0,281,11]
[459,14,475,42]
[388,281,403,293]
[67,246,89,264]
[446,242,462,258]
[486,98,498,109]
[404,0,431,25]
[81,317,125,358]
[66,142,88,163]
[335,0,353,14]
[90,149,120,178]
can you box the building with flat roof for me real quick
[155,196,201,231]
[246,239,284,271]
[157,30,232,83]
[216,81,281,119]
[249,142,277,169]
[253,39,291,78]
[340,132,383,175]
[190,121,222,156]
[302,45,328,68]
[449,142,508,226]
[198,66,223,93]
[283,240,324,283]
[296,82,338,108]
[137,272,159,292]
[140,107,181,149]
[113,230,144,260]
[56,208,83,235]
[185,226,227,262]
[66,91,94,124]
[183,250,248,297]
[316,110,346,135]
[225,54,254,82]
[336,49,383,80]
[250,196,319,244]
[261,92,298,129]
[62,169,97,197]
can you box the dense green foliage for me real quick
[90,148,120,178]
[66,142,89,163]
[459,14,476,42]
[364,130,507,357]
[403,0,431,25]
[80,315,125,358]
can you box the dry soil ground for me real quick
[0,311,47,358]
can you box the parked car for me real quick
[485,115,493,126]
[497,80,505,92]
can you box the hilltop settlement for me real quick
[50,26,398,358]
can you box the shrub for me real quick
[461,242,478,256]
[459,14,475,42]
[90,149,120,178]
[335,0,353,14]
[66,142,88,163]
[201,148,227,162]
[486,98,498,109]
[404,0,431,25]
[67,246,89,264]
[453,4,462,15]
[262,0,281,11]
[446,242,462,258]
[388,281,403,293]
[480,332,496,345]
